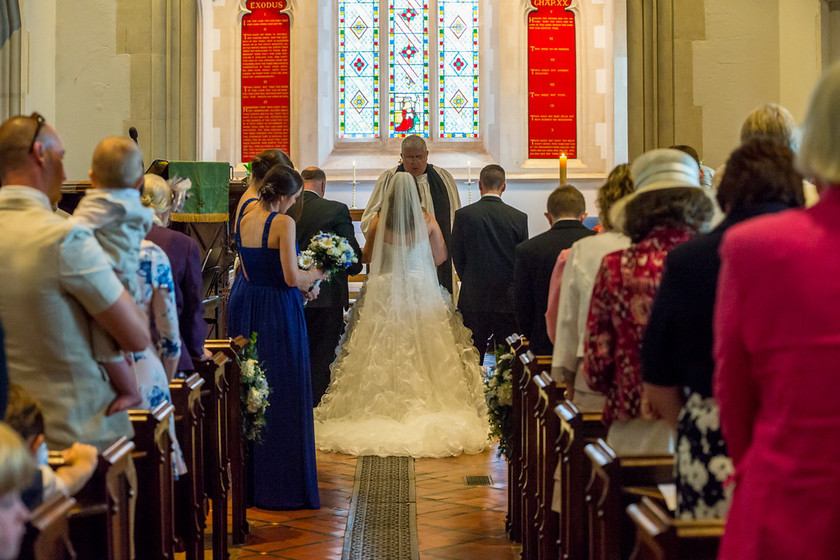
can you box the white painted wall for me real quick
[54,1,131,180]
[21,0,57,120]
[693,0,823,169]
[17,0,828,225]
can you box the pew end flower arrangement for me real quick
[238,332,271,443]
[485,345,514,459]
[298,232,358,284]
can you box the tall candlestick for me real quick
[559,153,567,184]
[351,161,357,209]
[467,160,472,203]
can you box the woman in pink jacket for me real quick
[714,62,840,559]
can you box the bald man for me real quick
[361,135,460,293]
[0,117,150,449]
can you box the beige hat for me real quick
[609,148,704,233]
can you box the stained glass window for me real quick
[438,0,478,138]
[389,0,429,138]
[339,0,380,138]
[337,0,479,141]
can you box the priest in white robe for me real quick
[361,135,461,293]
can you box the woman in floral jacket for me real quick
[583,149,714,455]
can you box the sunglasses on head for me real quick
[28,112,45,153]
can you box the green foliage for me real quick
[484,344,514,459]
[238,332,271,443]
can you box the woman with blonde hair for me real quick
[143,174,209,373]
[0,421,35,560]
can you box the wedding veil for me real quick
[313,172,489,457]
[368,171,439,288]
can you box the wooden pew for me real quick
[67,437,134,560]
[169,373,206,560]
[585,438,674,560]
[532,370,564,560]
[556,401,607,560]
[204,336,249,545]
[17,493,77,560]
[506,333,529,543]
[194,352,231,560]
[130,402,176,560]
[518,351,552,559]
[627,497,724,560]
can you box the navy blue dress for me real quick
[228,200,320,510]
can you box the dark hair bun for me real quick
[251,149,294,180]
[259,165,303,205]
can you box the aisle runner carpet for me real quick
[342,456,419,560]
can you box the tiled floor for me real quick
[222,445,518,559]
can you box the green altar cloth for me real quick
[168,161,230,222]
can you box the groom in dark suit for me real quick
[295,167,363,406]
[451,165,529,364]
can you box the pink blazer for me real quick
[714,187,840,560]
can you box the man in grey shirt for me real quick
[0,114,150,450]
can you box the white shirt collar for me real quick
[0,185,52,210]
[481,193,502,199]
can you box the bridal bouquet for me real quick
[298,231,358,280]
[238,332,271,443]
[485,345,514,459]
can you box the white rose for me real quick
[240,360,256,381]
[497,384,513,406]
[247,387,261,413]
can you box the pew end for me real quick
[585,438,675,560]
[67,436,135,560]
[18,493,77,560]
[170,373,207,560]
[204,338,250,545]
[627,497,724,560]
[194,350,233,559]
[129,401,177,559]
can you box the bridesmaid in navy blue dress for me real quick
[228,165,325,510]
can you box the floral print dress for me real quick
[133,240,186,475]
[583,225,696,426]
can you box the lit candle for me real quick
[352,161,357,184]
[559,153,567,184]
[467,161,471,184]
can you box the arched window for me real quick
[337,0,479,141]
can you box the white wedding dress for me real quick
[314,173,489,457]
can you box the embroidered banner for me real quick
[527,0,576,159]
[241,0,291,163]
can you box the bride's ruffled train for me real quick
[314,276,490,458]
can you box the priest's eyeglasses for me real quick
[28,112,45,153]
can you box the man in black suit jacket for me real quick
[451,165,528,364]
[295,167,363,406]
[514,184,595,356]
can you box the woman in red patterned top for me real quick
[583,149,715,454]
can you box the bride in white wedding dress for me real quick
[314,172,489,457]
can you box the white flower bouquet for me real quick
[297,231,358,281]
[238,332,271,442]
[485,345,515,459]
